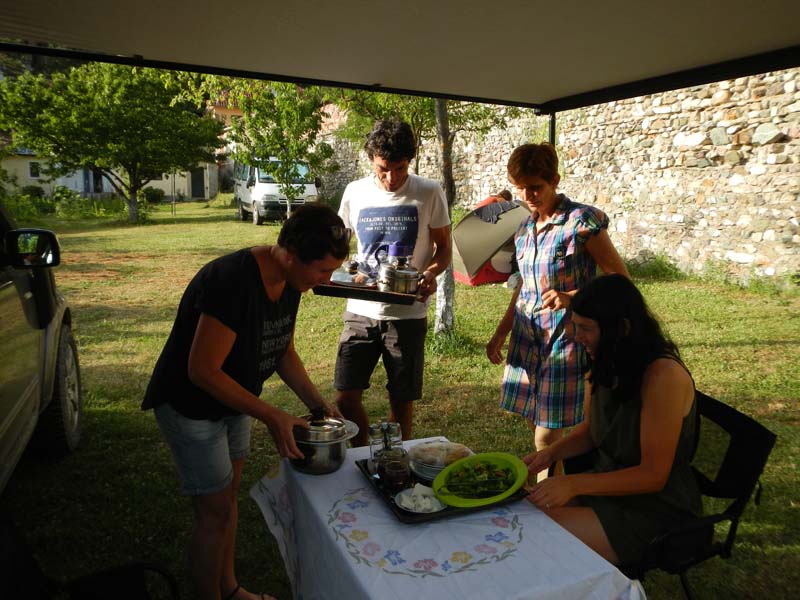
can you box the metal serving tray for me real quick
[354,459,527,524]
[313,283,417,305]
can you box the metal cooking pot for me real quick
[377,262,421,294]
[291,412,359,475]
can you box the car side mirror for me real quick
[247,176,255,188]
[314,176,322,189]
[5,229,61,268]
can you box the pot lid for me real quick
[387,265,419,279]
[294,414,348,443]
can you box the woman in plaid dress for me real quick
[487,143,628,479]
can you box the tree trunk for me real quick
[434,98,455,335]
[103,168,140,224]
[127,184,140,224]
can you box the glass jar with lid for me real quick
[367,422,386,474]
[376,447,411,493]
[385,422,402,450]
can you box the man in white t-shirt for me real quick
[335,119,452,445]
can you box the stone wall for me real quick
[323,68,800,283]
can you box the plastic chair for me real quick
[616,391,777,599]
[0,514,180,600]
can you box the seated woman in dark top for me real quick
[142,204,350,600]
[523,274,701,566]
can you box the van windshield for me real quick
[258,161,312,184]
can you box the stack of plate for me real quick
[408,441,473,483]
[409,458,444,482]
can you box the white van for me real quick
[233,158,321,224]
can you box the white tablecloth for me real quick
[251,437,645,600]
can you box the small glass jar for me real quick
[377,447,411,493]
[385,422,403,450]
[367,423,385,474]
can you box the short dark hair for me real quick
[571,274,680,391]
[364,119,416,162]
[277,204,350,263]
[495,189,513,202]
[507,143,559,183]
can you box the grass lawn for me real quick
[2,199,798,599]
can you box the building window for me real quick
[29,162,40,178]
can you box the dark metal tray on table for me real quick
[313,283,417,305]
[354,458,527,524]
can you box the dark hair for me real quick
[507,143,559,183]
[277,204,350,263]
[495,189,513,202]
[364,119,416,162]
[571,274,680,391]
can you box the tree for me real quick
[334,90,523,334]
[433,98,456,334]
[334,91,435,173]
[198,78,334,212]
[0,63,225,223]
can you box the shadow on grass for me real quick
[0,407,292,600]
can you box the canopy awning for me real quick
[1,1,798,112]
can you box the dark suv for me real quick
[0,200,82,494]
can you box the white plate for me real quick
[409,460,442,482]
[394,487,447,513]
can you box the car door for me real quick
[233,161,251,211]
[243,165,256,211]
[0,253,42,477]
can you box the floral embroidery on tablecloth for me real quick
[327,487,524,578]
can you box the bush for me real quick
[142,186,165,204]
[4,186,56,220]
[19,185,57,215]
[220,173,234,193]
[54,188,130,219]
[4,193,40,221]
[626,253,685,282]
[54,186,94,218]
[21,185,45,198]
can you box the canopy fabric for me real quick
[453,203,529,278]
[1,1,799,112]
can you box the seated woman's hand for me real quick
[526,476,576,510]
[523,448,554,477]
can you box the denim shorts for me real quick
[154,402,251,496]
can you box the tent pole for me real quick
[548,113,556,146]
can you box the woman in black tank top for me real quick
[522,274,701,566]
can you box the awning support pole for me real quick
[549,113,556,146]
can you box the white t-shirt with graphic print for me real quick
[339,173,450,320]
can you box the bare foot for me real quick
[230,585,277,600]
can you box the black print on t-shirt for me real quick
[357,205,419,266]
[259,314,294,374]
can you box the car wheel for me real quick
[33,324,82,455]
[236,202,248,221]
[252,205,264,226]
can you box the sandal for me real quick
[223,584,241,600]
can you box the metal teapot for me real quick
[373,243,421,294]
